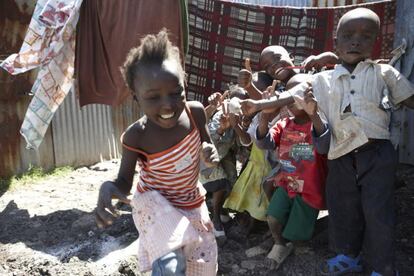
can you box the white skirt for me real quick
[131,190,218,275]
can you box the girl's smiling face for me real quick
[134,58,186,129]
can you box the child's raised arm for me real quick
[229,113,252,146]
[301,52,339,72]
[240,91,294,116]
[205,91,228,119]
[240,81,312,116]
[238,58,264,100]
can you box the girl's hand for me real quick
[219,112,231,131]
[237,58,253,89]
[201,142,220,168]
[208,92,226,108]
[96,181,131,228]
[200,202,214,232]
[218,100,231,130]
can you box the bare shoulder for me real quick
[122,117,147,148]
[187,101,207,124]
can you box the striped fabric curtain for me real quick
[311,0,383,7]
[224,0,311,7]
[185,0,396,103]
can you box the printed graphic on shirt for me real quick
[286,176,304,193]
[175,153,193,171]
[281,129,306,144]
[276,124,316,194]
[290,143,314,162]
[280,159,297,173]
[279,128,307,158]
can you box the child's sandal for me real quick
[266,242,294,270]
[320,254,363,275]
[213,227,225,238]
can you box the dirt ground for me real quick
[1,160,413,276]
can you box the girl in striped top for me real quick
[95,30,219,276]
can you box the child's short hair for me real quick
[260,45,290,58]
[336,8,380,35]
[121,29,184,92]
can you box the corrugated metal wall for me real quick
[52,87,141,167]
[393,0,414,165]
[0,0,141,178]
[52,89,118,167]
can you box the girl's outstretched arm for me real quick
[96,125,140,228]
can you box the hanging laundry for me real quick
[0,0,83,149]
[75,0,188,107]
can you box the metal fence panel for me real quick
[51,88,120,167]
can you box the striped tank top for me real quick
[122,105,206,209]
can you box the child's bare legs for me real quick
[212,189,227,232]
[265,215,289,269]
[265,188,311,270]
[267,215,287,246]
[263,179,275,201]
[203,178,230,236]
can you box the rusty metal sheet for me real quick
[0,0,141,178]
[0,0,54,178]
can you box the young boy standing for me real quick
[309,8,414,276]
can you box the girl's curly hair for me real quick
[121,29,184,92]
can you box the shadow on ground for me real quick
[0,200,138,262]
